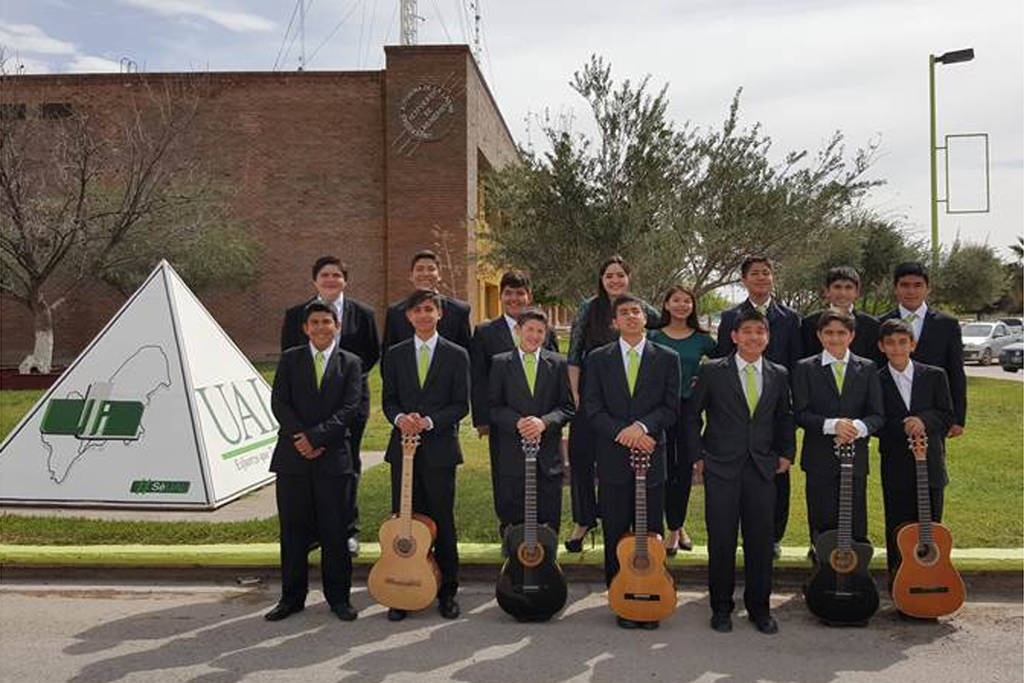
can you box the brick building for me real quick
[1,45,517,365]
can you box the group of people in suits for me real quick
[264,246,966,633]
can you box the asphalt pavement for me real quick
[0,578,1021,682]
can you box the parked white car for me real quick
[961,321,1020,365]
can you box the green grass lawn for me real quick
[2,375,1021,549]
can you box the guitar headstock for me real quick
[521,437,540,459]
[907,432,929,461]
[400,433,421,456]
[629,448,651,476]
[832,439,855,465]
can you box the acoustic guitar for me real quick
[368,433,441,611]
[608,449,677,623]
[495,437,568,621]
[892,433,965,618]
[804,440,880,625]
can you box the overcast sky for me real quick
[2,0,1021,258]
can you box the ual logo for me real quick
[40,382,145,441]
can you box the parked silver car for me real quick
[961,321,1020,365]
[1000,342,1023,372]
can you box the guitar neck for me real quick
[399,452,415,538]
[837,445,854,551]
[524,453,538,548]
[635,472,648,559]
[914,458,934,544]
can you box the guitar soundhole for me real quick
[915,542,939,566]
[517,544,545,568]
[829,549,858,574]
[632,556,651,572]
[394,537,416,557]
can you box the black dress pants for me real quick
[497,471,563,534]
[568,416,599,528]
[390,462,460,599]
[806,472,869,544]
[598,478,665,587]
[663,416,693,531]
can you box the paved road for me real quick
[965,364,1024,383]
[1,579,1020,682]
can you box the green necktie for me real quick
[627,348,640,396]
[417,344,430,387]
[755,303,767,315]
[513,328,521,348]
[903,313,918,324]
[743,363,758,416]
[834,360,846,394]
[523,352,537,395]
[314,351,325,389]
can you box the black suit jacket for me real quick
[712,299,803,372]
[487,348,574,478]
[381,336,470,469]
[792,352,884,478]
[801,309,881,363]
[686,355,796,482]
[879,307,966,426]
[471,316,558,428]
[270,345,363,476]
[877,362,954,488]
[380,294,472,371]
[582,340,680,485]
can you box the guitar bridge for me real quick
[909,586,951,594]
[624,593,661,601]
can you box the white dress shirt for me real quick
[748,296,772,313]
[888,360,914,411]
[898,302,928,342]
[735,354,764,401]
[308,338,336,363]
[395,332,439,430]
[504,314,519,340]
[821,349,868,438]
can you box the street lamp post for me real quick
[929,48,974,273]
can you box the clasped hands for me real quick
[832,418,861,444]
[516,416,546,442]
[615,422,655,454]
[292,432,324,460]
[397,413,431,435]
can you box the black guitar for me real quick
[804,440,880,625]
[495,437,568,622]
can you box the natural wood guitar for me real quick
[804,441,880,625]
[368,433,441,611]
[495,437,568,621]
[892,432,965,618]
[608,449,677,623]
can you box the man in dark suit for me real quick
[266,302,363,622]
[381,289,470,622]
[280,255,380,553]
[711,255,802,556]
[878,261,966,438]
[582,294,680,630]
[793,310,884,547]
[688,308,795,635]
[876,318,955,587]
[471,270,559,531]
[381,249,472,366]
[488,308,574,533]
[801,266,880,362]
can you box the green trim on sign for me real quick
[220,436,276,460]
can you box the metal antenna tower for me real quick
[470,0,481,62]
[400,0,421,45]
[297,0,306,70]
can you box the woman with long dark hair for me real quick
[564,256,659,551]
[648,285,715,554]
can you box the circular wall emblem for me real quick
[399,83,456,142]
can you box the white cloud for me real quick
[118,0,275,33]
[66,54,121,73]
[4,55,52,74]
[0,22,75,54]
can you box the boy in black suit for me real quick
[688,308,795,635]
[793,310,884,550]
[280,255,380,554]
[711,255,802,558]
[582,294,680,630]
[876,318,955,586]
[801,266,880,362]
[471,270,559,531]
[266,302,363,622]
[382,289,470,621]
[879,261,966,438]
[381,249,472,365]
[488,308,574,534]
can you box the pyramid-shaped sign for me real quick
[0,261,276,508]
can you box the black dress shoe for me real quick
[439,597,461,619]
[387,608,407,621]
[749,613,779,634]
[564,525,596,553]
[710,612,732,633]
[264,601,304,621]
[616,616,639,629]
[331,603,358,621]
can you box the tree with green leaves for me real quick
[934,239,1008,319]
